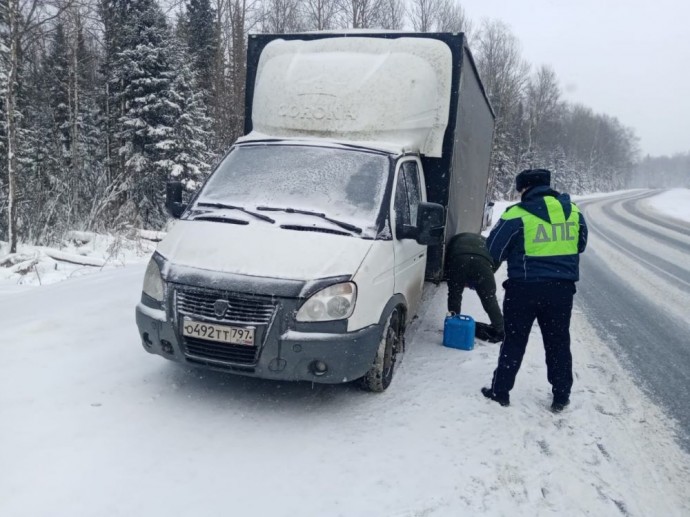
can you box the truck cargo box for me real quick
[244,32,495,281]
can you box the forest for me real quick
[0,0,653,251]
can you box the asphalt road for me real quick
[577,190,690,452]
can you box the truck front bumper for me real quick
[135,302,382,384]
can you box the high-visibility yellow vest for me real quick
[502,197,580,257]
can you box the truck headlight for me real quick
[296,282,357,322]
[143,258,164,302]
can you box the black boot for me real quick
[475,323,504,343]
[551,395,570,413]
[490,329,505,344]
[481,387,510,406]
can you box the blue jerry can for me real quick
[443,314,475,351]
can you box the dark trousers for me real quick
[491,280,576,397]
[447,257,504,333]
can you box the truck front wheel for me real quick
[361,308,402,392]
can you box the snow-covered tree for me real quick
[185,0,218,94]
[474,20,530,198]
[375,0,404,30]
[260,0,303,33]
[407,0,468,33]
[3,0,19,251]
[407,0,435,32]
[101,0,215,228]
[165,41,213,191]
[109,0,181,227]
[435,0,471,34]
[301,0,339,30]
[225,0,258,145]
[337,0,385,29]
[633,153,690,188]
[47,23,71,167]
[0,0,9,240]
[11,12,107,243]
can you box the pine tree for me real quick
[111,0,180,228]
[0,0,9,240]
[15,39,54,242]
[167,42,213,190]
[47,23,71,169]
[69,15,106,227]
[185,0,217,95]
[182,0,221,157]
[100,0,126,188]
[3,0,19,251]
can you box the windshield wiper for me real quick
[256,206,362,234]
[196,202,275,223]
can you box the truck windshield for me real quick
[195,144,390,238]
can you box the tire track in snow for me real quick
[626,191,690,237]
[605,195,690,255]
[581,193,690,289]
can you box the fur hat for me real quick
[515,168,551,192]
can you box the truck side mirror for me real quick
[416,202,445,246]
[166,181,187,218]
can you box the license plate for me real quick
[182,319,255,346]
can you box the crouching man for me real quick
[446,232,504,343]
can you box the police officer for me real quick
[481,169,588,412]
[446,232,504,343]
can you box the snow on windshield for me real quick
[196,145,389,238]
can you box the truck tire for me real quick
[361,308,402,392]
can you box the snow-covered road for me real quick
[578,190,690,451]
[2,228,689,516]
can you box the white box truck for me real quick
[135,32,495,391]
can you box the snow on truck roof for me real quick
[236,132,407,155]
[250,37,453,158]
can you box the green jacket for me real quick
[446,232,497,273]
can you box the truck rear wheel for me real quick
[361,308,402,392]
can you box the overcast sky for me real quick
[460,0,689,157]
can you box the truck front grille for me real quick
[174,285,278,366]
[184,337,258,365]
[176,287,276,325]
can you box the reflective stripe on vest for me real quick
[502,197,580,257]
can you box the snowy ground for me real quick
[1,190,690,516]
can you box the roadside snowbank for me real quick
[642,188,690,223]
[0,231,158,288]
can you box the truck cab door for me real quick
[392,158,427,317]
